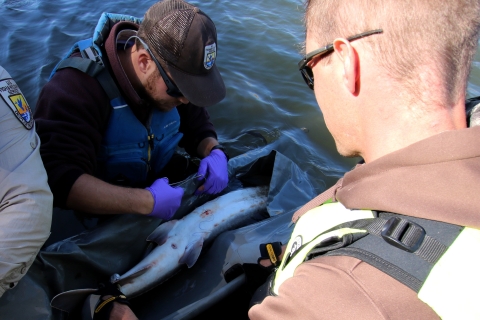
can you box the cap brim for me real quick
[169,64,226,107]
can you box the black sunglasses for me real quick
[134,36,183,98]
[298,29,383,90]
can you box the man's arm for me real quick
[34,68,111,209]
[0,68,53,296]
[109,302,139,320]
[66,174,153,215]
[177,103,217,157]
[249,256,439,319]
[196,136,221,158]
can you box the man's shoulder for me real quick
[289,256,437,318]
[48,65,102,88]
[35,66,112,127]
[40,65,109,109]
[0,65,9,79]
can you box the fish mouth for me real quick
[110,273,121,283]
[111,264,154,286]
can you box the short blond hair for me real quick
[305,0,480,106]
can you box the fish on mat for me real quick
[51,186,269,311]
[111,185,269,298]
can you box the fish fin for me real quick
[50,288,98,313]
[147,220,178,245]
[179,234,206,268]
[112,265,151,286]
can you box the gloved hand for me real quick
[145,178,184,220]
[196,149,229,194]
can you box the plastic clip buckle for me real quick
[381,217,426,252]
[82,46,104,67]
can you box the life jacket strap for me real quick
[76,38,104,66]
[322,214,462,292]
[56,57,121,101]
[343,216,450,263]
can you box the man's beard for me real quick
[137,71,172,112]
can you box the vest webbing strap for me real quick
[322,215,462,292]
[330,247,424,292]
[347,217,449,263]
[56,57,121,101]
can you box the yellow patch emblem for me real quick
[0,78,33,130]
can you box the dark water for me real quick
[3,0,480,183]
[1,0,480,317]
[0,0,361,187]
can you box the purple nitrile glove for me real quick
[196,149,229,194]
[145,178,184,220]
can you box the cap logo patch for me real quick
[204,43,216,70]
[0,78,33,130]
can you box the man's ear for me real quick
[333,39,359,94]
[136,47,152,75]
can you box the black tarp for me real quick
[0,133,326,319]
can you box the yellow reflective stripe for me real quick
[285,202,374,251]
[418,227,480,319]
[273,202,374,294]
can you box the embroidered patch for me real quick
[203,43,217,70]
[0,78,33,130]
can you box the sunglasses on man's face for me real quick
[297,29,383,90]
[133,36,183,98]
[146,46,183,98]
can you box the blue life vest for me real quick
[96,97,183,186]
[50,13,183,186]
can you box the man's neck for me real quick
[361,99,467,163]
[118,47,138,90]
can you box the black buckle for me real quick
[381,217,426,252]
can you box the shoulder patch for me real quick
[0,77,33,130]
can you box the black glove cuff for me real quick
[258,242,283,268]
[210,144,230,161]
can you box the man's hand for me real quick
[109,302,139,320]
[145,178,184,220]
[196,149,228,194]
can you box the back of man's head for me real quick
[305,0,480,107]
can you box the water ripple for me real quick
[1,0,478,184]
